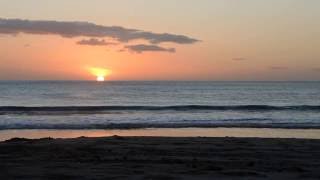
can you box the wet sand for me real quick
[0,136,319,179]
[1,128,320,141]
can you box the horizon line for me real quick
[0,80,320,82]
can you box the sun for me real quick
[96,76,105,82]
[88,67,111,82]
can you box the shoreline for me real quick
[1,127,319,141]
[1,136,319,179]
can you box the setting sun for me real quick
[88,67,111,81]
[96,76,105,82]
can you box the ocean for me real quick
[0,81,320,130]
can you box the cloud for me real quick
[76,38,116,46]
[270,66,288,70]
[232,57,246,61]
[0,18,199,45]
[125,44,175,53]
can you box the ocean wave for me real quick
[0,105,320,115]
[0,122,320,130]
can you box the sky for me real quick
[0,0,319,81]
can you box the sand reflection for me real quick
[0,128,320,141]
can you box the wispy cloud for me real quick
[269,66,289,70]
[125,44,175,53]
[0,18,199,45]
[76,38,116,46]
[232,57,246,61]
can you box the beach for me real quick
[1,128,320,141]
[1,82,320,179]
[1,0,320,179]
[1,136,319,179]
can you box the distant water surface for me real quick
[0,81,319,129]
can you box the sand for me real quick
[0,136,319,179]
[1,128,320,141]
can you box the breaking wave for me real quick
[0,105,320,115]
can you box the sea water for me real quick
[0,81,319,129]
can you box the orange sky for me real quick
[0,0,320,81]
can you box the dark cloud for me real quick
[232,57,246,61]
[125,44,175,53]
[270,66,288,70]
[76,38,116,46]
[0,18,199,45]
